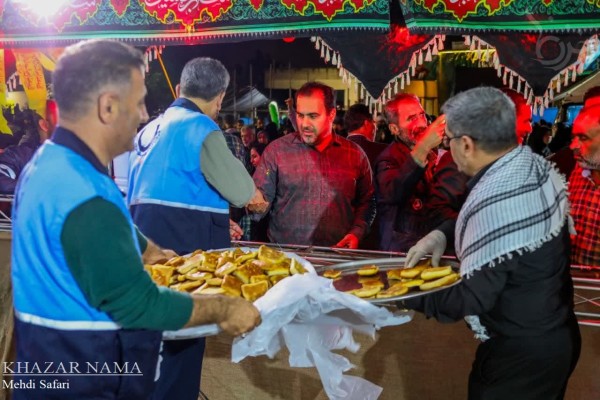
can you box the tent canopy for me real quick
[1,0,600,115]
[221,87,270,113]
[553,71,600,104]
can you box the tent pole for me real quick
[233,68,237,119]
[269,63,273,100]
[288,61,292,99]
[157,52,176,100]
[250,64,254,120]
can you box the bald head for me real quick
[571,105,600,170]
[584,86,600,108]
[500,89,532,144]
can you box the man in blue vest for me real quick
[127,57,267,400]
[11,40,261,400]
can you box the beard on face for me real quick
[576,153,600,170]
[301,126,318,146]
[396,125,426,147]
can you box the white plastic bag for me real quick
[231,274,413,400]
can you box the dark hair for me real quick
[344,103,372,132]
[224,114,236,127]
[295,82,336,113]
[53,39,145,119]
[250,142,267,156]
[180,57,229,101]
[2,104,42,135]
[584,86,600,104]
[384,93,420,125]
[264,122,278,138]
[526,124,551,155]
[548,122,572,153]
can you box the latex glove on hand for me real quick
[333,233,359,249]
[247,189,269,214]
[405,230,447,268]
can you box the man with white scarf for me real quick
[403,87,580,400]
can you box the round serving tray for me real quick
[318,257,462,304]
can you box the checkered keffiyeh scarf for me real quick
[456,146,569,278]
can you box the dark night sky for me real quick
[159,37,326,88]
[146,37,328,114]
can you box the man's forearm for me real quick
[201,131,255,207]
[183,295,222,328]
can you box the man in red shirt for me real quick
[251,82,374,248]
[569,104,600,266]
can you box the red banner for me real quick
[13,50,48,117]
[13,0,101,31]
[249,0,264,11]
[110,0,131,17]
[281,0,375,20]
[414,0,515,22]
[141,0,234,29]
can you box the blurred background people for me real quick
[0,101,56,194]
[344,103,386,250]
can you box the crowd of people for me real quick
[6,38,600,399]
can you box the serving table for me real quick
[197,241,600,400]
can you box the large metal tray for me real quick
[319,257,461,304]
[163,247,315,340]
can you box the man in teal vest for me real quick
[11,39,261,400]
[127,57,267,400]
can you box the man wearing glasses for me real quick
[404,87,580,399]
[375,93,467,252]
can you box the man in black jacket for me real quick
[405,87,580,400]
[344,104,387,168]
[375,94,466,252]
[344,104,386,250]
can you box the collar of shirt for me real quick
[290,132,343,150]
[51,127,109,176]
[169,97,205,115]
[347,133,367,141]
[467,159,497,191]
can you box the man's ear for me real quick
[175,84,181,98]
[98,92,119,124]
[462,136,476,156]
[38,118,50,134]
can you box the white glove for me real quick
[405,230,447,268]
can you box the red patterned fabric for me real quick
[569,165,600,267]
[140,0,233,28]
[109,0,131,16]
[12,0,101,31]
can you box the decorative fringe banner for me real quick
[466,33,598,115]
[5,72,19,92]
[314,30,445,113]
[144,45,165,72]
